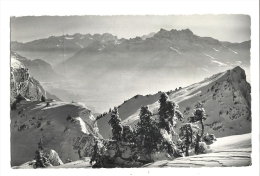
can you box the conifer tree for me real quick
[90,140,103,167]
[179,123,200,156]
[34,139,50,168]
[136,106,162,161]
[189,101,207,154]
[158,92,170,131]
[122,125,134,142]
[158,93,183,133]
[108,107,123,141]
[41,95,46,102]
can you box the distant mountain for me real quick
[43,87,84,102]
[11,33,121,66]
[141,32,156,40]
[97,66,251,139]
[11,52,64,82]
[46,91,62,101]
[56,29,250,77]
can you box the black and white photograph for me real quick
[0,0,259,175]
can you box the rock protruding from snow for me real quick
[45,149,64,166]
[10,57,46,103]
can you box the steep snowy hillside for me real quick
[11,51,63,82]
[11,101,101,167]
[97,66,250,139]
[124,66,251,137]
[97,93,161,139]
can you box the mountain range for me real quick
[11,33,123,66]
[11,28,250,113]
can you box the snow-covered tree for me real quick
[90,140,104,167]
[203,133,217,145]
[34,139,51,168]
[189,101,207,154]
[158,92,183,133]
[135,106,162,161]
[179,123,200,156]
[122,125,134,142]
[108,107,123,141]
[34,149,51,168]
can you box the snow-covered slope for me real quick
[11,101,101,167]
[15,133,251,168]
[144,133,251,167]
[123,66,251,138]
[96,93,161,139]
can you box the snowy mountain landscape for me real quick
[9,15,253,169]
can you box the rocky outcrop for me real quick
[10,57,46,104]
[45,149,64,166]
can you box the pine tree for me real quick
[122,125,134,142]
[34,139,50,168]
[158,93,183,133]
[41,95,46,102]
[108,107,123,141]
[189,101,207,154]
[179,123,200,156]
[158,92,169,131]
[90,140,103,167]
[136,106,162,161]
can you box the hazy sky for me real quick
[11,15,250,43]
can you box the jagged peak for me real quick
[154,28,196,39]
[181,28,193,34]
[159,28,168,32]
[229,66,246,76]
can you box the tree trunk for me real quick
[195,120,204,155]
[185,144,190,156]
[200,120,204,140]
[185,130,189,156]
